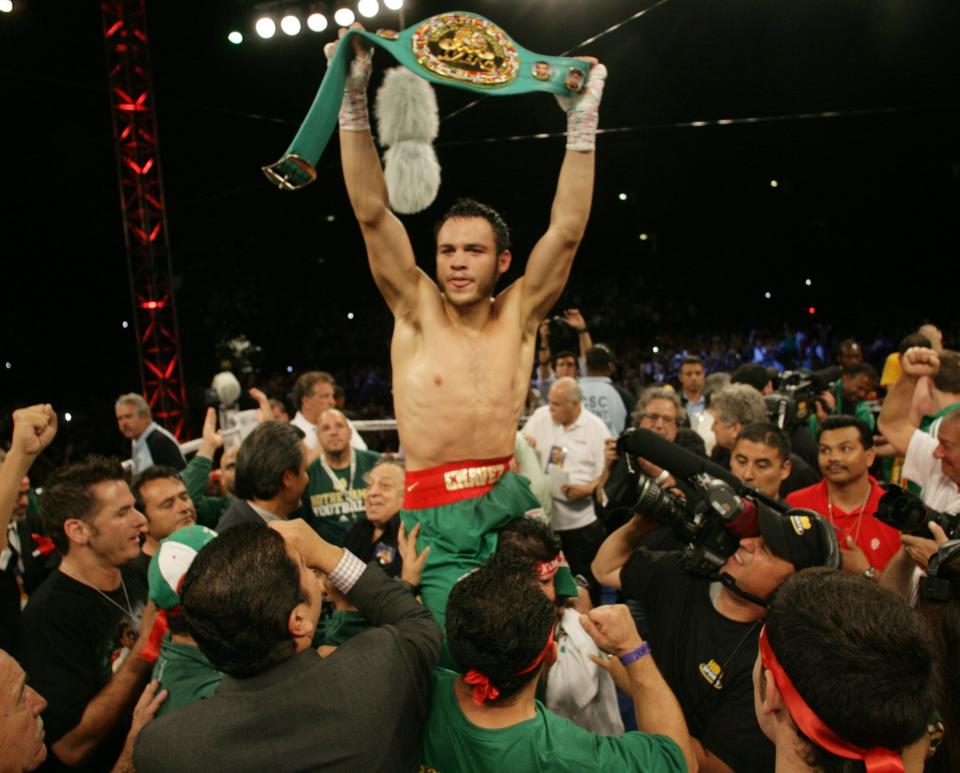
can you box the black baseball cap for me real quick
[758,506,840,571]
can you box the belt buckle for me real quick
[262,154,317,191]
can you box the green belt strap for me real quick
[263,10,590,191]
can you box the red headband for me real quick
[759,625,905,773]
[464,627,556,706]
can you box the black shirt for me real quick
[620,549,774,772]
[19,565,149,773]
[343,517,403,579]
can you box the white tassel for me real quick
[375,67,441,213]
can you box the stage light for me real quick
[805,278,812,286]
[280,14,301,35]
[639,233,649,241]
[358,0,379,18]
[770,179,779,188]
[122,320,129,329]
[228,30,243,44]
[4,362,10,370]
[0,1,14,12]
[347,312,355,320]
[384,0,403,9]
[255,16,277,38]
[618,193,627,201]
[307,12,328,31]
[764,292,772,299]
[334,7,355,25]
[808,306,816,315]
[326,214,336,222]
[287,365,294,373]
[65,412,72,423]
[652,346,660,354]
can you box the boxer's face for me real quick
[436,217,510,307]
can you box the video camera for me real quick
[604,428,788,577]
[875,484,960,540]
[763,370,828,431]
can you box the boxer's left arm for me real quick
[518,60,606,326]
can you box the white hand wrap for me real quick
[325,40,373,132]
[555,64,607,152]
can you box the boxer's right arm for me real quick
[334,28,421,316]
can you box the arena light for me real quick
[652,346,660,354]
[255,16,277,38]
[347,312,355,320]
[618,193,627,201]
[122,320,129,329]
[764,292,772,299]
[280,14,302,35]
[808,306,816,315]
[358,0,379,18]
[227,30,243,44]
[64,412,73,423]
[306,12,328,31]
[4,361,11,370]
[638,233,649,241]
[384,0,403,9]
[334,7,355,25]
[0,1,13,13]
[805,278,812,287]
[770,179,779,188]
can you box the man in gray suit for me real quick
[134,519,440,772]
[215,421,310,533]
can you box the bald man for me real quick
[300,409,381,546]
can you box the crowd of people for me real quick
[2,39,959,773]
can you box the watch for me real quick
[863,565,878,581]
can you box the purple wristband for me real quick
[618,641,651,666]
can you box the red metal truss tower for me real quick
[101,0,188,438]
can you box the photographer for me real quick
[592,435,839,773]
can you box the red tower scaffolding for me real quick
[101,0,188,438]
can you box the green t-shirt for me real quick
[180,455,231,529]
[419,668,685,773]
[300,449,380,546]
[151,636,223,718]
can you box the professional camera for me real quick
[605,430,776,576]
[875,484,959,540]
[764,370,827,431]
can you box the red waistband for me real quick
[403,456,513,510]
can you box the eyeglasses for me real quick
[640,412,677,426]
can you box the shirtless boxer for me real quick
[334,27,606,627]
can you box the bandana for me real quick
[759,625,904,773]
[464,627,556,706]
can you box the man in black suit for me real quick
[215,421,310,533]
[133,520,440,772]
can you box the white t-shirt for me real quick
[291,412,368,452]
[521,405,612,531]
[903,429,960,514]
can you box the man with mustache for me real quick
[786,416,900,576]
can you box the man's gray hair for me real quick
[703,372,731,401]
[552,377,582,403]
[115,392,150,419]
[632,386,687,426]
[710,384,767,426]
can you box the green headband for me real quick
[263,11,590,191]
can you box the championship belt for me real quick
[263,11,590,191]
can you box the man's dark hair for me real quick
[131,465,181,512]
[234,421,305,501]
[734,422,791,462]
[291,370,334,411]
[446,554,555,703]
[40,455,127,554]
[680,356,704,370]
[731,363,772,393]
[497,518,562,563]
[551,349,577,368]
[840,361,878,380]
[818,416,874,450]
[434,198,511,255]
[933,350,960,394]
[585,345,613,374]
[766,569,936,772]
[181,523,305,678]
[898,333,932,355]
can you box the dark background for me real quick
[1,0,958,459]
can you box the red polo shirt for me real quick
[785,476,901,570]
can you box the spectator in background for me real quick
[677,356,707,430]
[580,346,629,435]
[808,361,878,436]
[290,371,367,452]
[536,309,593,398]
[116,393,185,475]
[180,408,234,529]
[729,423,793,501]
[786,416,901,576]
[268,398,289,422]
[696,371,730,455]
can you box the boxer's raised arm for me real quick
[520,61,606,325]
[334,28,422,317]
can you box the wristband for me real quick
[618,641,651,666]
[654,469,671,486]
